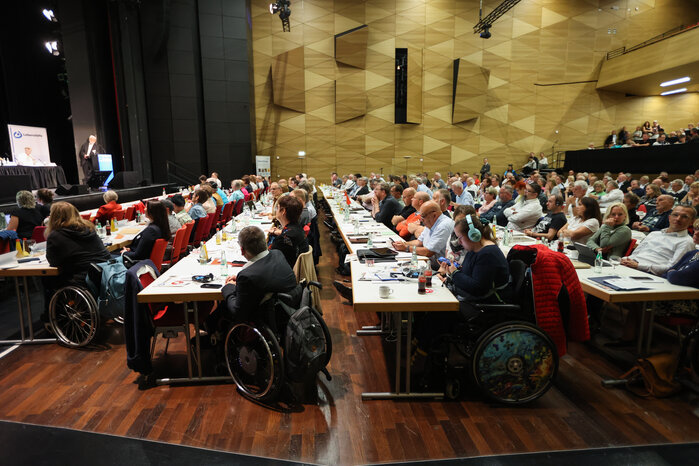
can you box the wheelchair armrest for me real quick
[306,281,322,291]
[473,303,522,313]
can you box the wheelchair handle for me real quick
[306,281,322,291]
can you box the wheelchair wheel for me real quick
[49,286,100,348]
[471,321,558,404]
[225,323,284,401]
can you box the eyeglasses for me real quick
[670,212,692,219]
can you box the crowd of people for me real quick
[593,120,699,149]
[328,164,699,332]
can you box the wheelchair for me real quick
[420,258,559,404]
[224,280,331,402]
[47,260,125,348]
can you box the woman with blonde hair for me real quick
[585,202,632,258]
[680,181,699,207]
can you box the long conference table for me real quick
[323,188,459,399]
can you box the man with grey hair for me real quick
[632,194,675,232]
[464,177,479,199]
[221,226,299,322]
[432,172,447,190]
[598,180,623,209]
[372,181,402,229]
[451,180,474,206]
[565,180,588,216]
[415,176,433,197]
[668,179,686,201]
[79,134,105,185]
[351,177,369,198]
[480,185,514,225]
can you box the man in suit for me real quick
[221,226,299,323]
[78,134,105,185]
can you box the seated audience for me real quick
[391,188,416,227]
[6,191,44,240]
[229,180,245,202]
[221,226,299,323]
[268,194,309,268]
[598,181,623,209]
[680,181,699,207]
[481,185,514,226]
[432,189,452,218]
[623,192,640,225]
[477,187,498,216]
[292,189,312,226]
[444,205,476,266]
[503,182,543,231]
[586,202,632,258]
[565,180,588,216]
[122,200,172,262]
[187,189,209,221]
[199,185,217,213]
[620,205,696,275]
[36,188,54,218]
[451,181,474,206]
[640,183,662,212]
[45,202,111,286]
[395,191,430,239]
[94,190,122,226]
[392,201,454,265]
[524,194,567,241]
[557,197,601,243]
[664,219,699,288]
[170,194,193,226]
[161,199,182,235]
[632,194,673,232]
[371,181,402,230]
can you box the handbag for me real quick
[616,352,681,398]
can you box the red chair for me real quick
[149,238,168,272]
[125,206,136,221]
[31,226,47,243]
[623,239,637,257]
[219,202,234,227]
[162,226,186,268]
[303,224,311,237]
[214,205,222,222]
[190,217,208,246]
[205,212,217,239]
[0,238,10,254]
[113,210,126,221]
[182,221,195,254]
[80,213,92,220]
[233,199,244,216]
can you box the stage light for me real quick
[269,0,291,32]
[479,24,491,39]
[42,9,57,22]
[660,88,687,96]
[660,77,690,87]
[44,41,59,56]
[298,151,305,158]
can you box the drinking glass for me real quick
[25,240,36,254]
[609,255,621,272]
[365,258,374,268]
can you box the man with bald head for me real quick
[632,194,674,232]
[393,200,454,262]
[392,187,417,226]
[396,191,430,239]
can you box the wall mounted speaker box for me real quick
[110,171,141,189]
[55,184,89,196]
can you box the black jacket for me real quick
[123,224,165,261]
[46,227,111,287]
[354,185,369,197]
[270,223,309,268]
[222,249,299,322]
[374,196,402,230]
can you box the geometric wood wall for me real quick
[405,46,423,124]
[251,0,699,180]
[271,46,305,113]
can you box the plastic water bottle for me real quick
[366,232,373,248]
[411,245,418,270]
[344,207,350,222]
[220,250,228,277]
[594,251,603,273]
[199,241,208,264]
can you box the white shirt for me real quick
[87,143,95,157]
[598,189,623,208]
[564,217,599,243]
[504,198,543,231]
[418,214,454,258]
[454,190,474,206]
[629,229,695,276]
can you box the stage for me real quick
[0,183,175,213]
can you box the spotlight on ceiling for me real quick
[660,88,687,96]
[480,24,492,39]
[660,77,690,87]
[44,41,59,56]
[269,0,291,32]
[42,9,57,22]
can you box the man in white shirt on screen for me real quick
[16,147,43,166]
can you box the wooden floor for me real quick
[0,218,698,465]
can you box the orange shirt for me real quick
[396,212,421,239]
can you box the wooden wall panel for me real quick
[405,46,423,124]
[271,46,306,112]
[251,0,699,180]
[335,25,369,69]
[336,69,367,123]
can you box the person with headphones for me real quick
[437,214,510,305]
[524,194,567,242]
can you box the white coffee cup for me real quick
[379,285,393,299]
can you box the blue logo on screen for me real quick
[12,131,22,138]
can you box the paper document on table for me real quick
[604,277,662,290]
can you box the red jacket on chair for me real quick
[511,244,589,356]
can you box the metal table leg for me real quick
[15,278,26,341]
[637,301,648,356]
[23,277,34,340]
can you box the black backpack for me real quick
[280,282,332,395]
